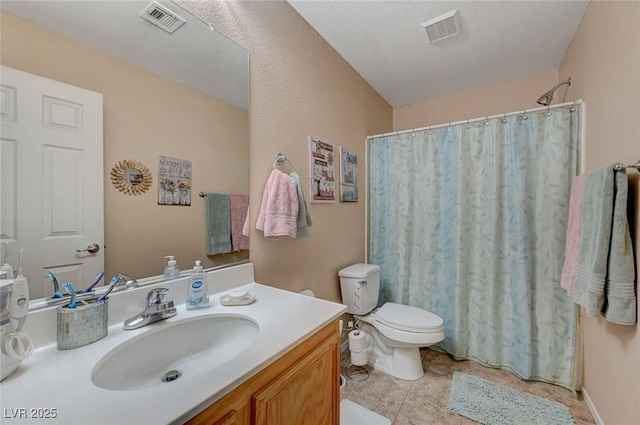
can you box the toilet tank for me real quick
[338,263,380,315]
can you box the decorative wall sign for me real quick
[308,135,335,203]
[110,159,152,196]
[339,147,358,202]
[158,156,192,206]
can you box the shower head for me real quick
[536,77,572,106]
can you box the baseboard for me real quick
[582,387,604,425]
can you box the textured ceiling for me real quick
[1,0,248,110]
[288,0,590,107]
[3,1,589,110]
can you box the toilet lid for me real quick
[375,302,444,333]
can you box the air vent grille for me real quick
[421,9,461,43]
[140,1,186,34]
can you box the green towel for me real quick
[602,169,636,324]
[573,165,636,324]
[290,172,312,238]
[205,193,231,255]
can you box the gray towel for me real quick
[205,193,232,255]
[572,165,636,324]
[602,169,636,324]
[290,172,312,238]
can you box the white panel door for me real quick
[0,66,103,299]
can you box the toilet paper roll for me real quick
[350,348,368,366]
[348,330,368,352]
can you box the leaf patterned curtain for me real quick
[368,106,580,388]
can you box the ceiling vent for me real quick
[421,9,461,43]
[140,1,186,34]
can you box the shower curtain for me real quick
[368,106,580,388]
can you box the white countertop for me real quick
[0,278,346,424]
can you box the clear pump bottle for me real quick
[1,241,14,279]
[163,256,180,280]
[186,260,209,310]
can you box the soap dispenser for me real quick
[163,256,180,280]
[186,260,209,310]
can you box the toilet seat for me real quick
[358,302,445,346]
[374,302,444,333]
[372,319,444,345]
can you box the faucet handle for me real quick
[119,274,138,289]
[108,273,138,293]
[147,288,169,306]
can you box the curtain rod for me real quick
[367,99,583,140]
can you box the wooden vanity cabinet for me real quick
[186,320,340,425]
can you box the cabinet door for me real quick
[253,337,339,425]
[214,410,240,425]
[186,404,250,425]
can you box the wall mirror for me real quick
[111,159,153,196]
[0,0,249,302]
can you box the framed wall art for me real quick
[339,147,358,202]
[308,135,335,203]
[158,155,192,206]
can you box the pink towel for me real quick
[256,169,299,239]
[230,194,249,251]
[242,207,250,237]
[560,174,587,296]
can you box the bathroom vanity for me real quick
[0,263,346,424]
[187,320,339,425]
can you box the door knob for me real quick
[76,243,100,254]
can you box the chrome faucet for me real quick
[112,273,138,291]
[123,288,177,330]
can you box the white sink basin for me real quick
[92,314,259,391]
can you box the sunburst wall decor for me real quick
[110,159,152,196]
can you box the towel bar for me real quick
[613,158,640,171]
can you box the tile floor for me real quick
[340,348,596,425]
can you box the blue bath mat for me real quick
[447,372,574,425]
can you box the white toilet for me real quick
[339,263,445,380]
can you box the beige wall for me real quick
[178,1,392,302]
[1,11,249,280]
[393,71,559,131]
[560,1,640,424]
